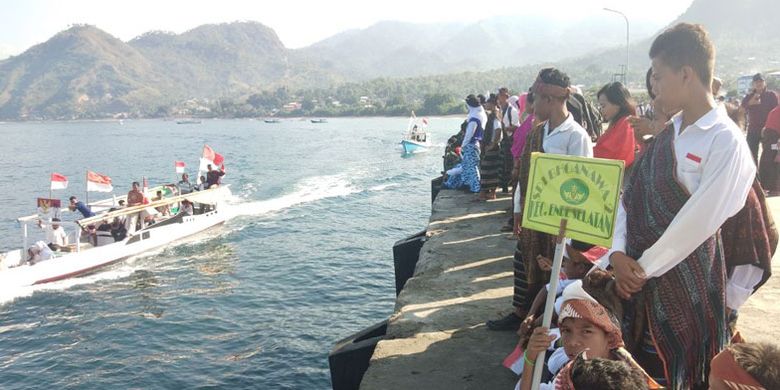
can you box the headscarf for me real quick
[532,75,571,100]
[559,280,623,350]
[710,345,766,390]
[467,103,487,129]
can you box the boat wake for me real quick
[0,263,138,305]
[227,174,361,218]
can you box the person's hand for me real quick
[526,326,556,362]
[610,252,646,299]
[536,255,552,272]
[517,314,536,338]
[628,116,657,140]
[513,213,522,236]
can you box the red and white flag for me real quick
[199,144,225,172]
[87,171,113,192]
[175,161,186,174]
[50,173,68,190]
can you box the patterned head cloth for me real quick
[710,348,766,390]
[559,280,624,350]
[531,75,571,99]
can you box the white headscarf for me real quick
[467,104,487,127]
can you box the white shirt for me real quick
[42,224,68,247]
[514,114,593,212]
[609,106,758,309]
[503,97,521,129]
[542,114,593,158]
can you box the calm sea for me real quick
[0,117,461,389]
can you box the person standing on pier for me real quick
[487,68,592,331]
[610,23,756,389]
[443,94,486,193]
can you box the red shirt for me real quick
[765,105,780,133]
[593,116,639,167]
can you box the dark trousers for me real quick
[747,131,761,164]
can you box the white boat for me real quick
[0,186,232,289]
[400,112,431,154]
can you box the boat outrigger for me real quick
[0,186,231,289]
[400,112,431,154]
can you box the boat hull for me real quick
[0,209,228,289]
[401,140,430,154]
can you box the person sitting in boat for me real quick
[153,190,171,216]
[178,173,194,194]
[95,220,114,246]
[26,241,54,265]
[206,164,225,189]
[68,196,95,218]
[110,217,127,242]
[180,200,194,216]
[196,175,208,191]
[37,217,68,251]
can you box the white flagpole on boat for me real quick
[531,219,568,390]
[85,170,89,206]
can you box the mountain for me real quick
[568,0,780,86]
[0,25,172,119]
[295,16,664,80]
[1,0,778,120]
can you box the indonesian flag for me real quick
[50,173,68,190]
[199,144,225,172]
[87,171,113,192]
[175,161,185,174]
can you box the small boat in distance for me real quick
[310,119,328,124]
[400,112,431,154]
[264,118,281,123]
[176,119,202,125]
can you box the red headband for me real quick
[532,78,571,99]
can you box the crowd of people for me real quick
[441,23,780,390]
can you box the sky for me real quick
[0,0,694,58]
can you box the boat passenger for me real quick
[197,175,208,191]
[95,220,114,246]
[206,164,225,189]
[37,217,68,250]
[180,200,194,216]
[69,196,95,218]
[125,181,148,233]
[26,241,54,265]
[153,190,170,216]
[178,173,194,194]
[110,217,127,241]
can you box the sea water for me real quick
[0,117,462,389]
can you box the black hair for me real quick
[570,356,649,390]
[477,94,487,105]
[649,23,715,87]
[487,93,499,105]
[465,94,481,108]
[538,67,571,89]
[597,82,637,126]
[132,181,140,187]
[52,218,61,222]
[645,68,656,100]
[69,196,77,201]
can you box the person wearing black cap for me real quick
[741,73,778,161]
[442,94,487,192]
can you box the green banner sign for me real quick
[521,153,624,247]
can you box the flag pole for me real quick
[530,219,568,390]
[85,171,89,206]
[49,174,52,201]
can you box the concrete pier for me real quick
[359,190,780,389]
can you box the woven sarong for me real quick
[623,126,728,389]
